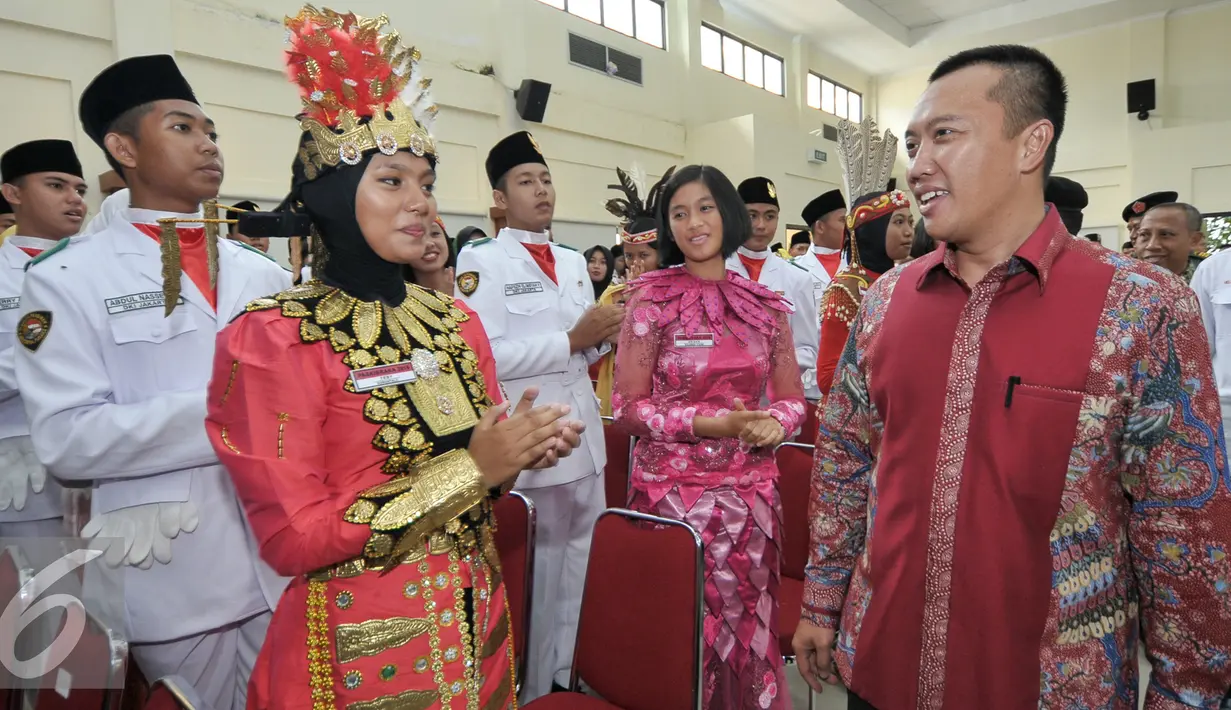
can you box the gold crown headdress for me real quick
[284,5,438,180]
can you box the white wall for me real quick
[875,3,1231,245]
[0,0,872,257]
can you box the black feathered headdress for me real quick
[605,164,675,244]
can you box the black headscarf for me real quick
[298,151,406,305]
[583,245,614,299]
[845,191,899,276]
[455,226,486,253]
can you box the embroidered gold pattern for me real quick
[306,580,336,710]
[335,617,432,664]
[343,689,437,710]
[220,427,240,454]
[278,412,290,459]
[220,360,240,405]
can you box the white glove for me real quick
[801,368,817,389]
[81,501,200,569]
[0,436,46,512]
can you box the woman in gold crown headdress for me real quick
[815,118,915,399]
[205,7,585,709]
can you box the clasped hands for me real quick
[696,398,786,448]
[469,386,586,488]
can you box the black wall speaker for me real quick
[515,79,552,123]
[1127,79,1155,120]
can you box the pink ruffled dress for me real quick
[612,266,805,710]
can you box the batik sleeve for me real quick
[802,283,885,629]
[1123,284,1231,710]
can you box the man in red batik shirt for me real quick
[793,44,1231,710]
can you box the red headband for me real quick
[846,190,911,232]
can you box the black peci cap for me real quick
[802,189,845,226]
[79,55,199,148]
[738,177,779,207]
[486,131,548,188]
[1,140,83,183]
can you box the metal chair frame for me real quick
[502,490,536,696]
[567,507,705,710]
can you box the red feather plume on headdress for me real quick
[284,6,409,128]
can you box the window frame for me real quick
[535,0,667,50]
[807,71,863,121]
[699,23,785,97]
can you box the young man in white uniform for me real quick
[791,189,847,396]
[727,177,819,398]
[0,140,86,538]
[455,131,622,700]
[13,55,291,710]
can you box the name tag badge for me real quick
[0,297,19,311]
[674,333,716,349]
[813,281,826,292]
[350,361,418,392]
[105,292,185,315]
[505,281,545,297]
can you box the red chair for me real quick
[601,417,633,508]
[32,599,129,710]
[144,675,207,709]
[524,508,704,710]
[776,442,816,709]
[0,546,35,710]
[492,490,536,694]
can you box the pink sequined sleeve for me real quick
[765,309,807,437]
[611,289,701,443]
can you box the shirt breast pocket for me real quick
[505,295,551,319]
[1210,288,1231,348]
[107,312,204,397]
[997,381,1083,516]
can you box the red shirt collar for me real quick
[915,206,1068,293]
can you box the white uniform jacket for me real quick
[13,212,292,643]
[455,229,606,489]
[726,249,819,398]
[0,237,63,524]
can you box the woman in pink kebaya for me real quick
[613,164,805,709]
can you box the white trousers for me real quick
[131,610,271,710]
[517,473,605,702]
[0,517,64,539]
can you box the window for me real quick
[807,72,862,121]
[699,24,784,96]
[535,0,666,49]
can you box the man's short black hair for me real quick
[929,44,1068,177]
[102,102,155,176]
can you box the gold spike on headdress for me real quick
[156,200,254,316]
[834,116,898,203]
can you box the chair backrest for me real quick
[601,416,633,509]
[146,675,210,710]
[776,442,815,581]
[795,402,820,445]
[33,602,128,710]
[491,490,535,689]
[572,509,703,710]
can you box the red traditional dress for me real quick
[207,281,515,710]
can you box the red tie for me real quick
[18,247,44,259]
[738,253,765,282]
[817,251,842,278]
[134,223,218,310]
[521,243,557,285]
